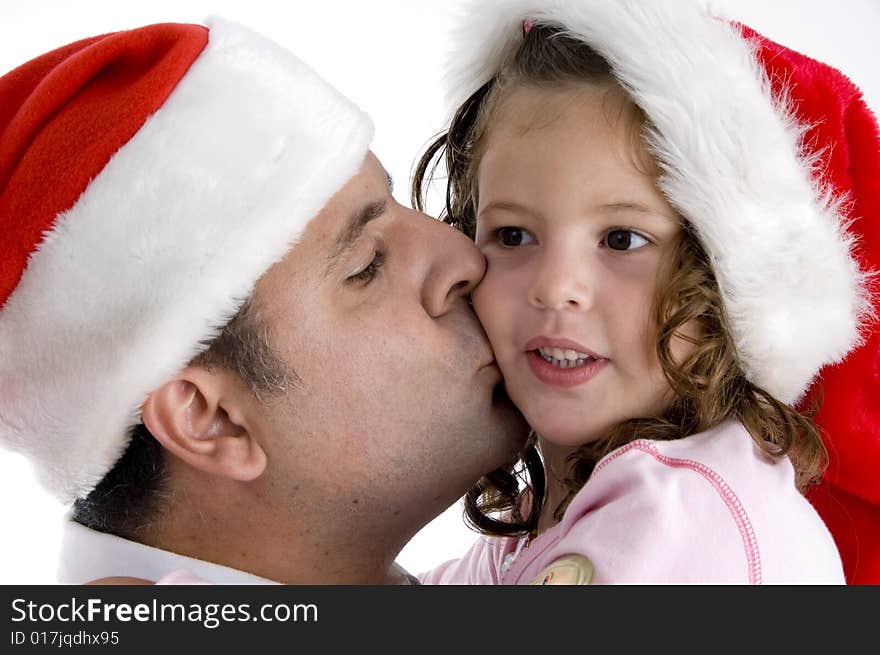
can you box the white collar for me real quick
[57,516,278,585]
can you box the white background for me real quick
[1,0,878,583]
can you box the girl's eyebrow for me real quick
[600,201,680,223]
[480,199,672,221]
[478,200,545,220]
[601,201,653,213]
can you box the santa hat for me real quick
[0,19,373,503]
[444,0,880,582]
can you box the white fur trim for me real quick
[0,18,373,502]
[446,0,869,404]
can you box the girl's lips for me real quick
[524,336,603,360]
[526,349,608,388]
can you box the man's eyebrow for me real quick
[326,198,388,269]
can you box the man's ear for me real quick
[141,366,267,481]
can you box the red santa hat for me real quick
[0,19,373,503]
[444,0,880,582]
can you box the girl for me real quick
[414,0,879,584]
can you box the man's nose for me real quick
[412,209,486,317]
[528,247,593,312]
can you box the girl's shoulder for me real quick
[561,418,805,542]
[555,419,843,583]
[591,418,782,487]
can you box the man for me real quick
[0,19,527,584]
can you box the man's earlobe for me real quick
[141,368,267,481]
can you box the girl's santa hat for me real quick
[445,0,880,583]
[0,19,373,503]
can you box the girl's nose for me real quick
[528,251,593,312]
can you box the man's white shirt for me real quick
[57,516,278,584]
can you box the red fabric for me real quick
[0,23,209,308]
[740,25,880,583]
[808,482,880,584]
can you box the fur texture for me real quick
[0,18,373,502]
[444,0,871,405]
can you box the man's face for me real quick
[248,152,528,530]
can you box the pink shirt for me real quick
[420,420,844,584]
[156,570,212,585]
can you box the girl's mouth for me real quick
[535,346,596,368]
[526,349,608,387]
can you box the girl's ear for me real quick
[141,366,267,482]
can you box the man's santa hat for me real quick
[0,19,373,503]
[444,0,880,582]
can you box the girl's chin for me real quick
[532,424,607,450]
[508,386,615,446]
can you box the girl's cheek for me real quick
[473,250,535,328]
[472,265,522,346]
[472,272,502,326]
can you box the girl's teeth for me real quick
[539,346,590,360]
[537,349,594,369]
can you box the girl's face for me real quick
[473,84,683,450]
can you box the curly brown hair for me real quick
[412,24,827,535]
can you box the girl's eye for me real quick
[604,229,650,251]
[348,251,385,283]
[496,227,536,247]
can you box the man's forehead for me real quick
[312,153,391,223]
[270,154,395,280]
[361,152,394,196]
